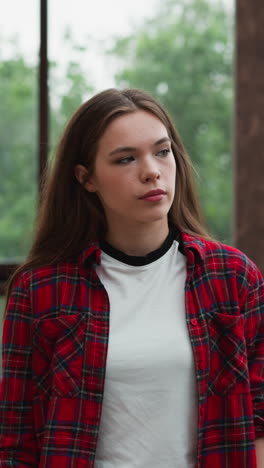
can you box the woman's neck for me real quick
[104,220,170,257]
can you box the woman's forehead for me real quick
[99,110,169,149]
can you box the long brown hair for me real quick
[5,88,212,303]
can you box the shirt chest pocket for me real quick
[32,314,85,398]
[207,312,250,396]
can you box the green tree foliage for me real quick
[0,43,93,260]
[0,56,37,260]
[49,30,94,150]
[109,0,234,242]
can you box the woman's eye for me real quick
[158,148,170,157]
[116,156,135,164]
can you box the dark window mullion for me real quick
[39,0,49,186]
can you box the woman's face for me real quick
[76,110,176,232]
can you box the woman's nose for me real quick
[140,159,161,183]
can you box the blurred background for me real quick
[0,0,263,323]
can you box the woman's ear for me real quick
[74,164,97,192]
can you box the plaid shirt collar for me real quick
[77,231,207,269]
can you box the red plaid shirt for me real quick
[0,232,264,467]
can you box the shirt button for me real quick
[191,318,198,326]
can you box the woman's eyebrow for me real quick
[109,146,136,156]
[108,137,171,157]
[154,137,171,146]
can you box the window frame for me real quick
[0,0,48,293]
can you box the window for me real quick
[0,0,234,301]
[0,0,39,265]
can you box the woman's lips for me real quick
[141,194,165,201]
[139,189,166,201]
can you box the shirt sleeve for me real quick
[242,263,264,439]
[0,272,38,467]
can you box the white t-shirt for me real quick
[95,235,198,467]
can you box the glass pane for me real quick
[49,0,234,243]
[0,0,38,262]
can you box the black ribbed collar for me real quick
[99,226,183,266]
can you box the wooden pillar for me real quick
[234,0,264,272]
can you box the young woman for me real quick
[0,88,263,468]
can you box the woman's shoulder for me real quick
[12,260,80,291]
[182,232,263,284]
[11,243,100,292]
